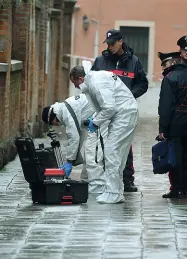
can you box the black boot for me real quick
[124,182,138,192]
[162,190,184,198]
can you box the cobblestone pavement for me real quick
[1,119,187,259]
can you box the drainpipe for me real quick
[91,18,99,59]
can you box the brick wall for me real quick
[0,1,15,169]
[61,0,76,99]
[0,0,76,169]
[9,71,21,137]
[12,1,30,134]
[46,3,64,104]
[36,4,48,135]
[0,1,11,139]
[0,72,6,139]
[0,1,10,63]
[0,69,22,169]
[11,1,65,137]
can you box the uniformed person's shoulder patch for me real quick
[112,74,117,80]
[75,95,80,100]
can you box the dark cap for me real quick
[157,51,181,66]
[42,106,56,125]
[177,36,187,50]
[103,29,122,44]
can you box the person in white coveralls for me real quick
[70,61,139,204]
[42,93,105,193]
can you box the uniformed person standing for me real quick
[157,51,181,198]
[177,36,187,64]
[91,29,148,192]
[158,51,181,73]
[158,36,187,198]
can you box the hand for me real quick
[59,162,72,177]
[88,118,98,133]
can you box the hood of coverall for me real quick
[51,102,66,126]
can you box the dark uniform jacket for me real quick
[91,44,148,98]
[159,63,187,137]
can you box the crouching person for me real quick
[42,94,94,178]
[70,65,138,204]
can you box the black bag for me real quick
[152,139,176,174]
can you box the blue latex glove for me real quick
[59,162,72,177]
[88,118,98,133]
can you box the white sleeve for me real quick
[63,111,80,161]
[92,80,116,126]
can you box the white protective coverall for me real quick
[80,64,139,203]
[85,119,108,194]
[51,94,106,191]
[51,94,93,176]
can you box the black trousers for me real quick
[170,137,187,191]
[123,146,135,184]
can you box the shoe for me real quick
[124,182,138,192]
[88,184,105,194]
[96,192,125,204]
[162,190,184,199]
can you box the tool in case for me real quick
[15,129,88,204]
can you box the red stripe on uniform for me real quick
[109,69,135,79]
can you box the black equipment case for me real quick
[31,180,88,205]
[15,133,88,205]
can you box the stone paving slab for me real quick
[0,119,187,259]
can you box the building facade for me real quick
[71,0,187,83]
